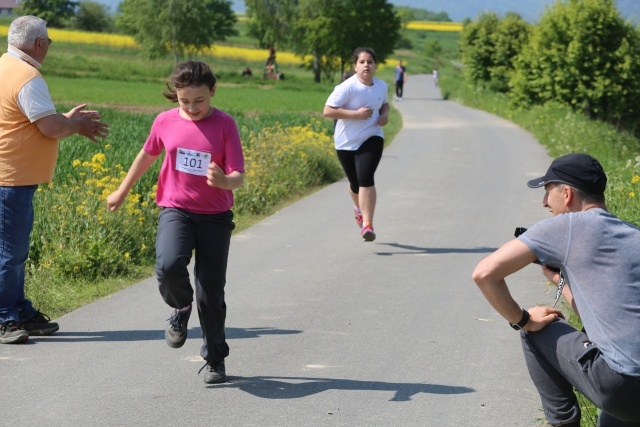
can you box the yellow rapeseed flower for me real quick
[48,27,137,48]
[407,21,463,32]
[0,24,308,65]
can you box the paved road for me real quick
[2,74,555,426]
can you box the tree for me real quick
[72,1,115,33]
[510,0,640,128]
[117,0,237,64]
[329,0,400,75]
[15,0,77,28]
[244,0,297,48]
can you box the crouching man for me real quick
[472,153,640,426]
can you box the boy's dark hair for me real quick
[163,61,217,102]
[351,47,377,64]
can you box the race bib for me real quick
[175,148,210,176]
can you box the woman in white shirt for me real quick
[323,47,389,242]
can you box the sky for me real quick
[95,0,639,23]
[95,0,553,22]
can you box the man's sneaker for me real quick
[22,311,59,336]
[354,207,363,228]
[0,320,29,344]
[165,306,191,348]
[361,222,376,242]
[199,361,226,384]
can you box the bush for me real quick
[510,0,640,130]
[459,12,529,93]
[460,12,500,84]
[235,118,342,214]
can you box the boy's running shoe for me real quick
[199,361,226,384]
[165,306,191,348]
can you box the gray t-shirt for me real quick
[519,208,640,377]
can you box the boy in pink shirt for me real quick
[108,61,244,384]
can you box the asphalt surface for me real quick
[1,74,555,426]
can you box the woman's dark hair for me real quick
[351,47,377,64]
[163,61,217,102]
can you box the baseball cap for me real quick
[527,153,607,194]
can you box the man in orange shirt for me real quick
[0,16,109,344]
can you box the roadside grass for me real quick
[46,75,334,113]
[440,72,640,227]
[441,71,640,427]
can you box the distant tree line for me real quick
[395,6,451,23]
[15,0,116,32]
[14,0,448,83]
[460,0,640,131]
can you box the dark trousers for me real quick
[395,80,404,98]
[155,208,234,363]
[521,319,640,426]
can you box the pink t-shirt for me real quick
[143,107,244,214]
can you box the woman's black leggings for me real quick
[336,136,384,194]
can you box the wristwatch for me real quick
[509,308,530,331]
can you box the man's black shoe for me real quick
[22,311,59,336]
[0,320,29,344]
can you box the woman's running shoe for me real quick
[361,222,376,242]
[354,207,363,228]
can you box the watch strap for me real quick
[509,308,530,331]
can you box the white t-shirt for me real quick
[325,75,388,151]
[18,78,56,122]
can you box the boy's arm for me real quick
[107,149,158,211]
[207,165,244,190]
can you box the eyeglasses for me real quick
[38,38,52,46]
